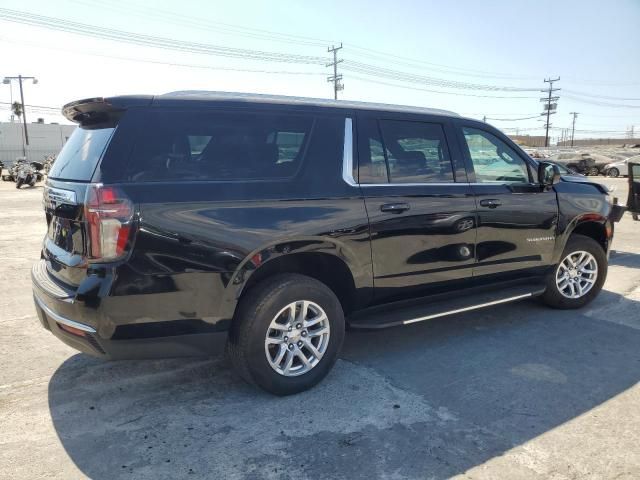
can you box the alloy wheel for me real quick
[555,250,598,299]
[264,300,330,377]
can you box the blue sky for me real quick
[1,0,638,140]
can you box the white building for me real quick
[0,121,75,164]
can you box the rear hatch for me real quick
[42,96,149,288]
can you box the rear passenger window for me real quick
[126,111,313,182]
[379,120,454,183]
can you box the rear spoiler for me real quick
[62,96,153,126]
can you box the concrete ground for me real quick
[0,177,639,480]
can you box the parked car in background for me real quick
[542,160,584,177]
[32,92,626,395]
[603,155,640,177]
[551,152,613,176]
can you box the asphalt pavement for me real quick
[1,177,638,479]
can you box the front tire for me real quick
[607,167,620,178]
[587,167,600,176]
[541,234,607,309]
[227,274,345,395]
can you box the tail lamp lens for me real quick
[85,185,134,261]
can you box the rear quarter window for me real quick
[48,127,115,181]
[125,110,315,182]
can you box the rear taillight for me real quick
[85,184,134,261]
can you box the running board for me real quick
[348,284,546,329]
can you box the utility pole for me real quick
[570,112,578,147]
[540,77,560,147]
[3,75,38,152]
[483,115,487,122]
[326,44,344,100]
[627,125,635,139]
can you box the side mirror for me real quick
[538,161,561,187]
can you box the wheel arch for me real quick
[217,238,371,325]
[555,214,611,263]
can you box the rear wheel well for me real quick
[240,252,357,315]
[571,221,607,252]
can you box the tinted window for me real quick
[48,127,114,181]
[357,118,388,183]
[462,127,530,183]
[379,120,454,183]
[126,110,313,182]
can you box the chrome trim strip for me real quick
[342,118,358,187]
[34,295,97,333]
[360,182,470,187]
[402,293,533,325]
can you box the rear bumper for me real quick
[32,261,228,360]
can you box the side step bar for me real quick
[348,284,546,329]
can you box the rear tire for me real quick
[587,167,599,176]
[227,273,345,396]
[541,234,607,309]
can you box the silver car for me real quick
[603,155,640,177]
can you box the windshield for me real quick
[48,127,115,181]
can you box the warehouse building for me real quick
[0,120,75,164]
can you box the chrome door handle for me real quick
[479,199,502,208]
[380,202,410,213]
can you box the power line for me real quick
[0,8,544,94]
[485,115,540,121]
[0,35,326,77]
[72,0,333,47]
[347,74,538,99]
[563,89,640,101]
[0,8,330,65]
[73,0,541,82]
[563,94,640,109]
[342,60,540,92]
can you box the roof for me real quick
[158,90,459,117]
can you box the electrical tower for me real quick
[326,44,344,100]
[570,112,578,147]
[540,77,560,147]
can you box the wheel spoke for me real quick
[308,326,329,338]
[295,350,310,367]
[304,313,327,328]
[270,323,289,332]
[286,303,296,324]
[272,344,287,366]
[266,336,283,345]
[304,339,322,359]
[283,349,295,374]
[297,300,309,324]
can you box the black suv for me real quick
[32,92,623,395]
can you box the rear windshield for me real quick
[125,110,313,182]
[48,127,115,181]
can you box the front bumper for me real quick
[32,261,228,360]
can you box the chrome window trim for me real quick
[342,118,358,186]
[359,182,470,187]
[341,116,536,189]
[34,295,97,333]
